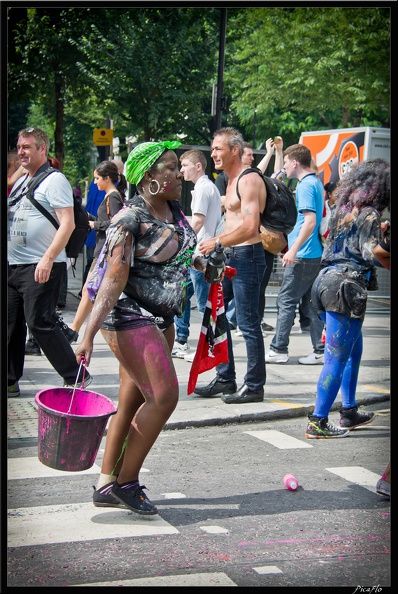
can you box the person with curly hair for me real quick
[306,158,390,438]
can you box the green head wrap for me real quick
[125,141,182,186]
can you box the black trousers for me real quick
[8,262,82,385]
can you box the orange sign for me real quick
[300,130,365,185]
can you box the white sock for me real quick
[97,473,117,490]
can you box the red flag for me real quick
[187,266,237,395]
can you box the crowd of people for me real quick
[7,127,390,511]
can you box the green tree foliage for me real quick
[7,6,221,180]
[73,7,221,143]
[7,5,390,183]
[225,6,390,147]
[8,7,105,169]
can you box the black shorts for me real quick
[101,295,174,332]
[311,267,368,321]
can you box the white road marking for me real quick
[8,456,150,479]
[8,502,178,547]
[75,572,237,586]
[253,566,283,574]
[8,456,101,479]
[244,430,312,449]
[200,526,229,534]
[326,466,381,491]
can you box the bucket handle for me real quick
[67,358,87,414]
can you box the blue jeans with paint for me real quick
[313,311,363,418]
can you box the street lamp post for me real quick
[215,8,227,131]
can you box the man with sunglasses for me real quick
[7,127,91,397]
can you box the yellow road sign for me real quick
[93,128,113,146]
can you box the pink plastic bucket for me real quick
[35,387,117,472]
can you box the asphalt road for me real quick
[7,401,390,588]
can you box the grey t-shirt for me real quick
[7,171,73,265]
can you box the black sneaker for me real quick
[194,377,237,397]
[261,322,274,332]
[25,338,42,356]
[111,481,158,515]
[306,415,349,439]
[55,316,79,344]
[339,406,376,429]
[63,370,92,389]
[63,326,79,344]
[93,482,123,508]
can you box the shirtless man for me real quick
[195,127,267,404]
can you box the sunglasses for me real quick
[18,127,39,135]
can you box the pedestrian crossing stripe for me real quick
[75,572,238,587]
[7,456,149,480]
[326,466,381,490]
[244,430,312,449]
[8,502,179,547]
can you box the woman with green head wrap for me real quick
[76,141,207,516]
[125,140,182,187]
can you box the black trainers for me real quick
[63,326,79,344]
[25,338,42,356]
[111,481,158,515]
[93,482,123,508]
[221,384,264,404]
[339,406,376,429]
[55,316,79,343]
[63,370,92,389]
[306,415,350,439]
[194,377,237,397]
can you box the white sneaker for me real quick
[265,349,289,363]
[298,353,324,365]
[171,342,190,358]
[184,352,196,362]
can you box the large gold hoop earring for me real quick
[149,179,161,195]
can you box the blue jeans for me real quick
[270,257,324,354]
[174,272,194,343]
[216,243,266,392]
[226,299,237,327]
[190,268,210,314]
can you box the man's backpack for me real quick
[236,167,297,234]
[23,168,90,262]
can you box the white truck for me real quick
[299,127,390,186]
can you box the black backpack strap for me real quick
[8,174,29,206]
[25,168,60,229]
[236,167,266,201]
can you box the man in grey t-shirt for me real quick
[7,127,92,398]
